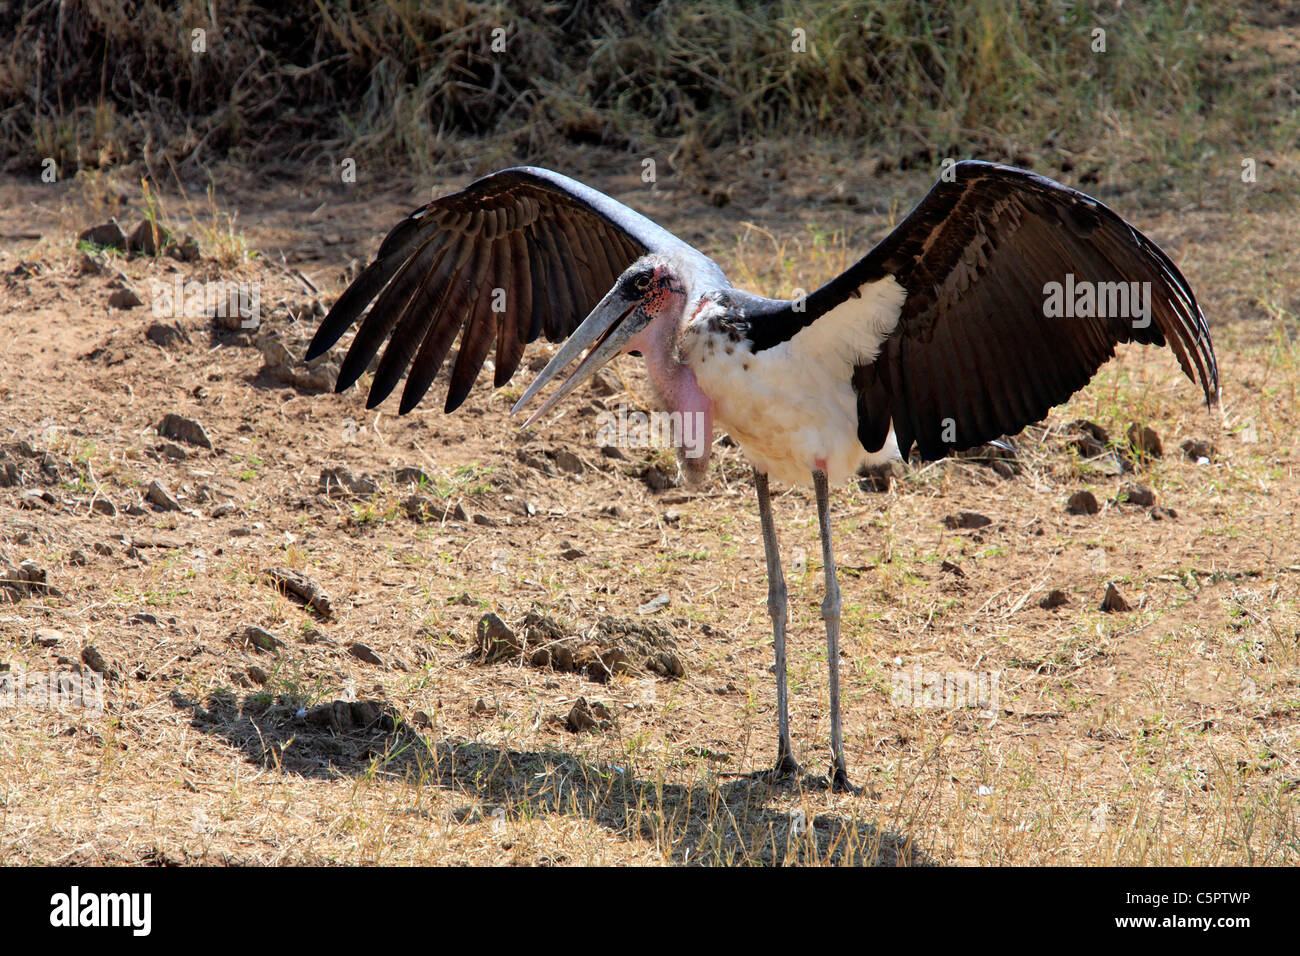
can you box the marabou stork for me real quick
[306,161,1220,792]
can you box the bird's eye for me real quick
[633,272,652,293]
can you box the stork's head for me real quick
[512,253,715,481]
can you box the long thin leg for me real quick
[813,468,858,793]
[754,468,800,779]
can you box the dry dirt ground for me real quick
[0,154,1297,865]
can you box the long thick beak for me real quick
[511,292,639,428]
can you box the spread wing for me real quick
[800,161,1219,460]
[305,166,710,414]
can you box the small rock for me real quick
[1127,423,1163,459]
[145,322,189,348]
[90,496,117,516]
[93,542,114,557]
[559,548,585,561]
[32,628,65,647]
[158,414,213,450]
[859,461,905,492]
[166,235,201,262]
[239,625,283,653]
[1066,419,1111,457]
[1117,484,1156,507]
[472,513,498,528]
[1149,506,1179,521]
[145,479,182,512]
[566,696,613,733]
[78,221,127,250]
[347,642,384,666]
[1100,582,1133,613]
[1180,438,1215,462]
[20,489,55,509]
[81,646,112,675]
[940,560,964,577]
[403,494,436,520]
[246,665,269,685]
[391,466,431,487]
[319,466,376,497]
[600,504,624,519]
[554,450,585,475]
[1040,589,1071,610]
[1067,490,1100,515]
[943,511,992,530]
[590,370,621,396]
[471,697,497,716]
[640,464,675,491]
[157,441,188,462]
[211,503,238,518]
[516,450,557,478]
[128,220,170,256]
[108,286,143,309]
[263,566,333,618]
[477,613,519,663]
[637,593,670,615]
[68,549,89,566]
[600,445,628,461]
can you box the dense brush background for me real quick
[2,0,1295,184]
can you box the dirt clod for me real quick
[145,479,182,512]
[566,696,613,732]
[1100,582,1133,613]
[1118,484,1156,507]
[263,567,333,618]
[1067,490,1100,515]
[1126,423,1163,459]
[157,414,213,449]
[944,511,992,530]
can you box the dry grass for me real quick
[3,0,1295,188]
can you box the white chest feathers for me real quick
[683,277,906,486]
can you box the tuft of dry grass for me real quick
[2,0,1295,189]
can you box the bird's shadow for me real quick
[170,689,932,866]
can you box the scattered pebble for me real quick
[554,450,585,475]
[566,696,613,732]
[158,413,213,450]
[1180,438,1215,463]
[476,613,518,663]
[1126,422,1163,459]
[145,479,182,512]
[319,466,376,497]
[108,286,143,310]
[77,221,127,250]
[943,511,992,530]
[347,642,385,666]
[1100,582,1133,613]
[1039,589,1071,610]
[1117,484,1156,507]
[264,566,333,618]
[1066,490,1100,515]
[238,625,283,653]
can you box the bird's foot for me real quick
[742,751,802,786]
[826,762,862,795]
